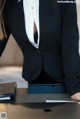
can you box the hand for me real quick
[71,93,80,101]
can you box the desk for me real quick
[0,66,79,119]
[15,88,75,103]
[0,103,80,119]
[7,103,80,119]
[0,88,80,119]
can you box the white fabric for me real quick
[23,0,40,48]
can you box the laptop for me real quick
[28,83,76,103]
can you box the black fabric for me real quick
[34,31,38,44]
[28,68,64,84]
[65,72,80,96]
[0,38,8,56]
[0,0,80,96]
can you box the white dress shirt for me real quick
[23,0,40,49]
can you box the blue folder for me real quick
[28,84,68,94]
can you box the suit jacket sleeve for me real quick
[61,2,80,96]
[62,2,80,77]
[0,23,10,57]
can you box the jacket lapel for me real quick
[16,0,60,48]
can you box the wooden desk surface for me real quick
[0,88,80,119]
[1,103,80,119]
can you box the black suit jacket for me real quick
[0,0,80,84]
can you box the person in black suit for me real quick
[0,0,80,101]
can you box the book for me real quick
[0,82,16,103]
